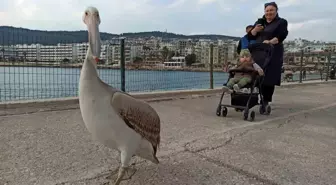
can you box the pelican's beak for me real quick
[87,15,101,61]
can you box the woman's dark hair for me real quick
[264,2,278,10]
[245,25,254,30]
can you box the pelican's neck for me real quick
[81,48,99,79]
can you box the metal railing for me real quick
[283,50,335,83]
[0,27,335,102]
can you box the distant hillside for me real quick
[120,31,239,40]
[0,26,239,45]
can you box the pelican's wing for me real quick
[110,92,161,155]
[98,78,120,93]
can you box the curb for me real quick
[0,80,335,110]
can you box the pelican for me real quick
[78,7,161,185]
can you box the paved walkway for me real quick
[1,83,336,185]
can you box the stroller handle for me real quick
[248,43,274,69]
[248,43,274,54]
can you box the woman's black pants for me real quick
[261,84,275,103]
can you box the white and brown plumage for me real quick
[78,6,161,185]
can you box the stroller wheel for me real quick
[221,107,228,117]
[216,106,221,116]
[249,111,255,121]
[243,110,249,120]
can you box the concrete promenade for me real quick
[1,82,336,185]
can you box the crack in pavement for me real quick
[183,126,253,153]
[186,149,281,185]
[182,128,281,185]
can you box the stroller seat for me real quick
[216,43,274,121]
[223,68,260,93]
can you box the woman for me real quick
[248,2,288,110]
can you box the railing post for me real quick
[299,50,304,83]
[120,38,126,92]
[326,52,331,81]
[209,43,214,89]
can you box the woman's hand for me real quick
[263,37,278,45]
[263,40,270,44]
[257,69,264,76]
[270,37,279,44]
[251,24,264,35]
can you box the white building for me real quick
[0,45,18,59]
[160,42,176,51]
[105,44,142,65]
[130,45,143,61]
[39,43,73,62]
[303,44,326,53]
[164,56,186,68]
[13,44,39,61]
[73,43,88,62]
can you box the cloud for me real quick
[0,0,335,41]
[288,19,335,41]
[198,0,217,5]
[277,0,302,8]
[167,0,186,8]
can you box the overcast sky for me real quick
[1,0,335,41]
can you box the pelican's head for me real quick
[83,6,101,60]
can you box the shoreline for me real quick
[0,62,324,73]
[0,63,226,72]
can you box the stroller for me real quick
[216,43,274,121]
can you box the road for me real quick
[1,83,336,185]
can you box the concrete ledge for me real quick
[277,79,336,88]
[0,80,335,111]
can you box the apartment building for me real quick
[38,44,74,62]
[303,45,325,53]
[326,43,336,52]
[194,44,229,66]
[12,44,38,61]
[72,43,88,62]
[0,45,28,59]
[105,44,142,64]
[160,42,176,51]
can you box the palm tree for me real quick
[23,51,27,62]
[0,48,4,60]
[160,46,169,62]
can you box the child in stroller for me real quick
[222,49,264,93]
[216,43,273,121]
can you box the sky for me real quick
[1,0,336,41]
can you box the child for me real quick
[236,25,256,55]
[223,49,264,93]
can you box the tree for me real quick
[185,54,196,66]
[133,56,143,64]
[160,46,169,62]
[1,48,4,60]
[168,50,175,59]
[62,58,70,63]
[97,59,105,65]
[142,46,150,50]
[23,51,27,62]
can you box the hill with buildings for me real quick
[0,26,239,45]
